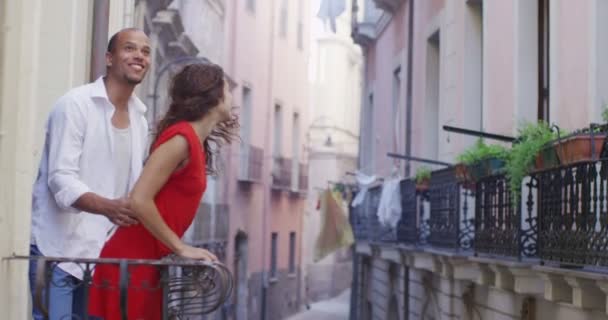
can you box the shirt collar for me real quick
[90,76,146,114]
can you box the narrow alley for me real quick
[287,290,351,320]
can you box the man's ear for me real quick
[105,51,113,68]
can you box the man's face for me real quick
[106,30,151,85]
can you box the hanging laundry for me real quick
[314,189,354,262]
[376,178,402,228]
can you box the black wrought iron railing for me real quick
[350,166,548,261]
[534,160,608,268]
[396,179,430,245]
[474,174,539,260]
[238,144,264,183]
[271,156,292,191]
[9,255,233,320]
[428,167,475,251]
[350,185,396,242]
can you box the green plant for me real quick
[505,121,560,203]
[602,103,608,123]
[415,166,432,184]
[456,139,509,165]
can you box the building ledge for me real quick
[361,242,608,315]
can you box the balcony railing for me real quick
[396,179,430,245]
[271,156,292,191]
[238,144,264,183]
[474,174,538,260]
[298,163,308,193]
[10,255,233,320]
[350,185,398,242]
[372,0,405,12]
[350,166,540,258]
[428,167,475,251]
[534,160,608,268]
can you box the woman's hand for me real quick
[177,244,218,262]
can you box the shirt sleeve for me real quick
[46,97,91,213]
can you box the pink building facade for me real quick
[222,0,310,319]
[351,0,608,319]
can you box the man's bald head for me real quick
[107,28,148,53]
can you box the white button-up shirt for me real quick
[31,77,149,279]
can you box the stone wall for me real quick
[351,244,608,320]
[249,269,302,320]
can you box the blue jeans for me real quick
[28,244,87,320]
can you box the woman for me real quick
[88,63,238,319]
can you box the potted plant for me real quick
[548,108,608,166]
[414,166,431,191]
[506,121,560,203]
[456,139,509,181]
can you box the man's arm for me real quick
[46,97,136,226]
[73,193,137,226]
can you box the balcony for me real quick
[298,163,309,193]
[351,167,608,314]
[11,254,233,319]
[372,0,405,13]
[350,156,608,312]
[238,144,264,183]
[271,156,292,191]
[351,0,380,47]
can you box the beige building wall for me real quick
[0,1,135,317]
[304,0,362,302]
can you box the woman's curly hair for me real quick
[154,63,239,175]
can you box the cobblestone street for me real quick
[286,289,350,320]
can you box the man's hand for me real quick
[102,197,139,227]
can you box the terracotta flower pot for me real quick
[415,179,429,192]
[455,163,471,182]
[554,134,606,165]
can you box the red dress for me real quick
[88,122,206,320]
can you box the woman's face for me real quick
[216,79,232,120]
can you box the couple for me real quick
[29,28,238,319]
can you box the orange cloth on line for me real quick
[314,189,354,262]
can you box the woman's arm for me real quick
[129,134,217,261]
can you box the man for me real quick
[29,28,151,319]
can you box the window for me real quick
[246,0,255,12]
[297,0,304,49]
[597,0,608,116]
[392,67,402,153]
[425,31,440,160]
[289,232,296,274]
[291,113,300,190]
[297,22,304,50]
[465,1,483,137]
[362,94,374,172]
[538,0,550,121]
[240,87,252,143]
[270,232,278,279]
[279,0,288,38]
[273,104,282,157]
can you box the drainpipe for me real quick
[404,0,415,176]
[261,0,277,318]
[90,0,110,81]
